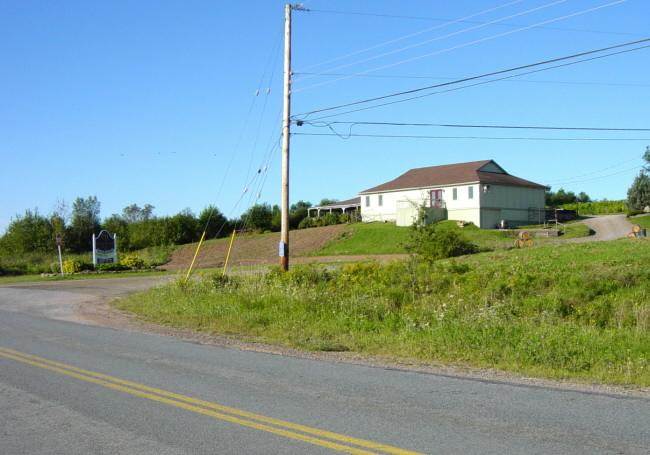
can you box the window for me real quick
[468,186,474,200]
[378,195,383,206]
[452,188,458,201]
[365,196,370,207]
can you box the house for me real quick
[358,160,547,228]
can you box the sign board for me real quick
[55,234,63,247]
[93,230,117,265]
[278,241,287,257]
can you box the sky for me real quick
[1,0,649,232]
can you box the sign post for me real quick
[55,234,64,276]
[92,231,118,267]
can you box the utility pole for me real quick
[279,3,293,271]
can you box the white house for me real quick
[358,160,547,228]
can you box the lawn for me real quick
[634,214,650,230]
[119,238,650,387]
[314,221,591,256]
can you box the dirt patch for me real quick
[165,224,350,270]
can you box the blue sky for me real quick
[1,0,649,232]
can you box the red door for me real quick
[431,190,444,208]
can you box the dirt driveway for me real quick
[0,276,170,325]
[572,214,634,242]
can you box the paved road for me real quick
[1,281,649,454]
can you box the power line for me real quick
[297,0,525,73]
[545,157,643,184]
[296,0,570,87]
[547,165,643,185]
[293,71,650,88]
[296,120,650,133]
[296,39,650,120]
[306,7,641,38]
[293,132,650,141]
[294,0,628,93]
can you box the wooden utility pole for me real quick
[279,3,292,271]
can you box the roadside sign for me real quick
[92,230,118,265]
[55,234,63,247]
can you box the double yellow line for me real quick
[0,347,421,455]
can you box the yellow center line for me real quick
[0,347,421,455]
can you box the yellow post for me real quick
[222,229,237,275]
[185,230,207,281]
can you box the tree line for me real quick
[0,198,332,257]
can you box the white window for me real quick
[378,195,383,206]
[468,186,474,200]
[365,196,370,207]
[453,188,458,200]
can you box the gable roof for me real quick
[359,160,546,194]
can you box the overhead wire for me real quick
[295,0,568,85]
[545,157,644,184]
[294,0,628,93]
[305,7,641,38]
[296,120,650,133]
[293,132,650,141]
[296,0,525,73]
[297,40,650,120]
[547,165,644,185]
[293,71,650,88]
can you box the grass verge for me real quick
[0,269,170,286]
[118,239,649,387]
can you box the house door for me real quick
[430,190,444,208]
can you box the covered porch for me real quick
[308,197,361,218]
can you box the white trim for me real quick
[359,181,480,195]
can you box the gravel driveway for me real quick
[572,214,634,242]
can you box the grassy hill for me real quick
[314,221,591,256]
[120,237,650,386]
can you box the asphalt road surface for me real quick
[1,279,648,454]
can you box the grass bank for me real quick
[119,239,649,387]
[315,221,591,256]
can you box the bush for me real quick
[405,222,478,262]
[120,253,145,269]
[62,259,92,274]
[561,200,628,215]
[96,263,130,272]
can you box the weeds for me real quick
[119,239,650,386]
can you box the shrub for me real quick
[120,253,145,269]
[96,263,130,272]
[405,222,478,262]
[62,259,87,274]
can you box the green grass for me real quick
[0,244,175,278]
[315,223,411,255]
[0,269,170,285]
[634,215,650,230]
[314,221,591,256]
[119,239,650,387]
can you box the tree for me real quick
[290,200,311,229]
[122,203,155,223]
[319,198,338,206]
[0,209,54,255]
[103,214,130,251]
[197,205,229,238]
[67,196,101,252]
[577,192,591,203]
[627,148,650,212]
[241,204,273,232]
